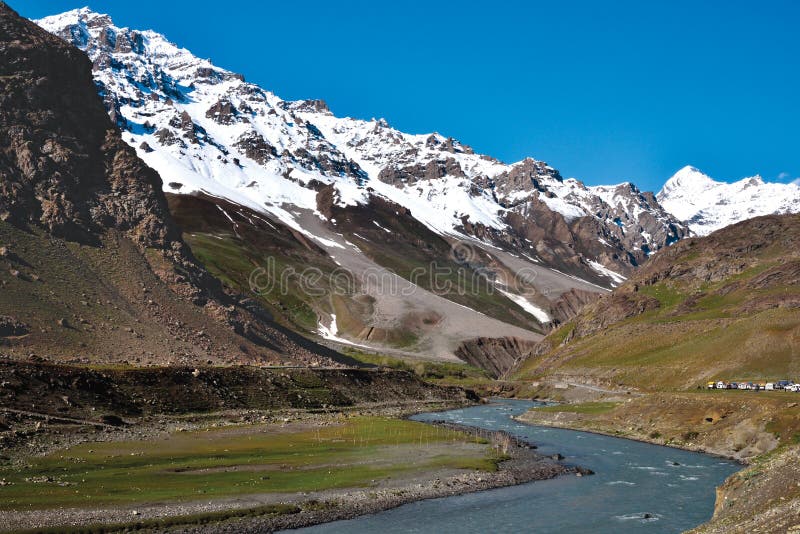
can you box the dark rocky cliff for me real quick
[0,3,177,247]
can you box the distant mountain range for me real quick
[658,165,800,236]
[28,8,800,368]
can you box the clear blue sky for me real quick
[17,0,800,191]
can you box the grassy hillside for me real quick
[169,193,544,360]
[168,194,346,335]
[516,214,800,389]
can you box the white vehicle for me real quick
[738,382,749,390]
[716,381,726,389]
[765,383,775,391]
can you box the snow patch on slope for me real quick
[317,314,370,348]
[498,289,551,323]
[586,260,627,287]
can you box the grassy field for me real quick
[0,417,499,510]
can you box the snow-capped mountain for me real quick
[37,8,686,272]
[658,166,800,236]
[35,8,690,364]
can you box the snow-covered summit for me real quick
[37,8,688,281]
[660,165,716,192]
[658,166,800,236]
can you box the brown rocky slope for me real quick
[0,3,351,367]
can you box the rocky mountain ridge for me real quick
[37,8,688,284]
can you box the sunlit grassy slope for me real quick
[516,214,800,389]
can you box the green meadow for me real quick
[0,417,499,510]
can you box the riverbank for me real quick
[202,425,585,534]
[0,414,588,532]
[515,390,800,462]
[689,444,800,534]
[515,389,800,532]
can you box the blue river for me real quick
[293,399,740,533]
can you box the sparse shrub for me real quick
[99,414,126,427]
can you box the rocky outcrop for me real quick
[234,131,278,164]
[0,316,28,337]
[205,99,239,125]
[455,337,539,378]
[585,183,689,263]
[283,99,331,114]
[492,158,562,200]
[548,289,600,325]
[0,8,178,248]
[378,158,466,185]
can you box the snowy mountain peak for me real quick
[41,6,102,24]
[658,168,800,236]
[38,9,226,81]
[661,165,716,192]
[37,9,688,284]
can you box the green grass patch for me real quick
[340,347,493,387]
[637,283,686,309]
[0,417,499,511]
[186,232,324,332]
[548,323,575,347]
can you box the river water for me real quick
[294,399,740,533]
